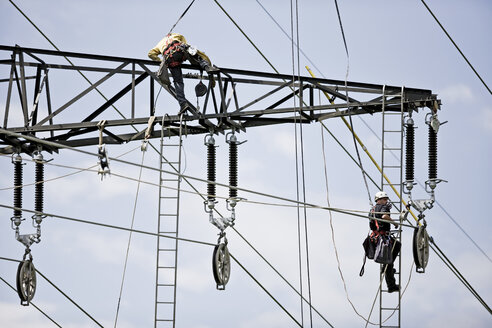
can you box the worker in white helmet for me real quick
[148,33,216,114]
[369,191,400,293]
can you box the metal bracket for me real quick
[209,212,235,232]
[16,233,40,249]
[408,199,434,213]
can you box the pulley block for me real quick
[413,225,430,273]
[212,242,230,290]
[16,259,37,305]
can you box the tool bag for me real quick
[363,234,377,259]
[359,233,377,276]
[374,235,393,264]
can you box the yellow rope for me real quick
[305,66,420,225]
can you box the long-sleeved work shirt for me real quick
[148,33,211,65]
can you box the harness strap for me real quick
[359,254,367,276]
[163,41,186,67]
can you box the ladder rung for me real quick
[383,112,403,115]
[383,148,401,151]
[162,144,180,147]
[160,196,178,199]
[159,231,177,234]
[159,248,177,251]
[157,302,174,305]
[160,214,178,216]
[383,165,401,168]
[158,266,176,269]
[156,319,174,322]
[381,307,399,310]
[157,284,175,287]
[383,130,402,133]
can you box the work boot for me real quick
[388,284,400,293]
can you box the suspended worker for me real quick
[369,191,400,293]
[148,33,216,114]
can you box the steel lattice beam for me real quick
[0,45,440,154]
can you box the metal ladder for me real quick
[154,115,184,328]
[379,87,404,328]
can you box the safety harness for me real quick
[360,209,388,276]
[163,40,187,67]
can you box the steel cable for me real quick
[290,0,305,325]
[0,274,62,327]
[256,0,491,266]
[0,256,104,327]
[420,0,491,95]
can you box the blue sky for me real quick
[0,0,491,327]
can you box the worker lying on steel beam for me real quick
[148,33,216,114]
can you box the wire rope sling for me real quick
[204,129,245,290]
[10,150,48,305]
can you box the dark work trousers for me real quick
[384,263,396,288]
[382,239,401,288]
[169,54,210,109]
[169,66,186,107]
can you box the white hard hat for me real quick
[375,191,389,201]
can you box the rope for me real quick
[0,274,62,327]
[113,149,147,327]
[321,117,377,325]
[333,0,372,206]
[320,90,409,326]
[354,116,492,264]
[167,0,197,35]
[420,0,490,95]
[255,1,487,258]
[364,231,402,328]
[2,3,488,314]
[319,123,380,189]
